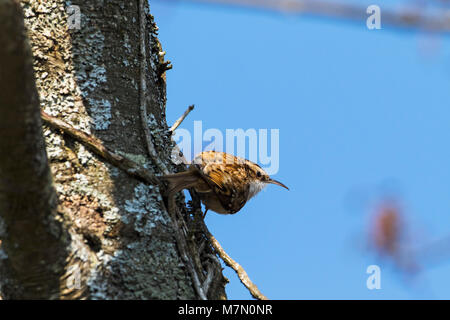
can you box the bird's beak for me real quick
[268,178,289,190]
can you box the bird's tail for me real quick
[161,170,200,196]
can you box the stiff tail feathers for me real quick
[161,170,200,196]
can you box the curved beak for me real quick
[268,178,289,190]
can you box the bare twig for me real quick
[202,262,216,295]
[41,111,160,186]
[138,0,169,175]
[200,222,268,300]
[167,194,208,300]
[202,253,222,294]
[180,0,450,33]
[169,105,194,166]
[206,253,222,267]
[170,104,195,132]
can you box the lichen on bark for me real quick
[0,0,229,300]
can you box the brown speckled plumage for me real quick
[162,151,288,215]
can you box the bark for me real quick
[0,0,227,299]
[0,0,68,299]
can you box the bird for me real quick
[162,151,288,216]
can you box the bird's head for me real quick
[247,162,289,200]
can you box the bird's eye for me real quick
[256,171,262,178]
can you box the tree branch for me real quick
[170,104,195,132]
[200,222,268,300]
[40,111,161,186]
[181,0,450,32]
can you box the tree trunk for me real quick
[0,0,227,299]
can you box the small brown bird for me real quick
[162,151,289,216]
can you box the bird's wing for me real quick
[192,152,250,214]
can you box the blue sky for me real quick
[151,0,450,299]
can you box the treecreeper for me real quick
[162,151,289,217]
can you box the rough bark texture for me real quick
[0,0,227,299]
[0,0,69,299]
